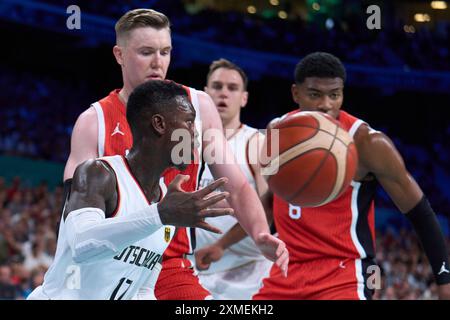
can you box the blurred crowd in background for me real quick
[40,0,450,71]
[0,177,61,299]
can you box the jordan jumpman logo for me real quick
[111,122,125,136]
[438,262,450,275]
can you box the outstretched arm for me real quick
[63,159,164,263]
[355,124,450,299]
[195,133,274,270]
[65,160,233,264]
[198,91,288,275]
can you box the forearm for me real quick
[65,205,162,263]
[227,181,270,241]
[216,191,274,250]
[405,196,450,285]
[215,222,248,250]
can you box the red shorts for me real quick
[253,258,373,300]
[155,257,211,300]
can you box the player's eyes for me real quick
[309,93,320,98]
[330,93,340,99]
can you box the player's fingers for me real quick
[196,221,223,234]
[276,241,286,257]
[202,253,214,265]
[196,253,212,271]
[275,249,289,277]
[199,192,230,208]
[167,174,190,192]
[197,262,211,271]
[199,207,234,218]
[194,177,228,198]
[195,260,210,271]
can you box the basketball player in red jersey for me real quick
[252,52,450,299]
[63,9,288,300]
[202,52,450,299]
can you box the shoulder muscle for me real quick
[64,159,116,220]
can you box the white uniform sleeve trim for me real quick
[92,102,105,157]
[348,119,366,138]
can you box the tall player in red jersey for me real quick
[63,9,288,300]
[253,52,450,299]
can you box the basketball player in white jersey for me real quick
[62,9,288,299]
[192,59,273,299]
[27,81,234,299]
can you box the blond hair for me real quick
[115,9,170,44]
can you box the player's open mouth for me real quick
[217,102,227,108]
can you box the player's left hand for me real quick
[194,244,225,271]
[255,233,289,277]
[438,283,450,300]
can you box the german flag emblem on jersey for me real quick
[164,227,171,242]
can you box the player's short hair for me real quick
[294,52,346,84]
[127,80,189,138]
[115,9,170,45]
[207,58,248,90]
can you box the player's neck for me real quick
[118,87,131,106]
[223,117,242,139]
[125,148,164,196]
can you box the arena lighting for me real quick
[312,2,320,11]
[278,10,287,19]
[403,25,416,33]
[414,13,431,22]
[430,1,447,9]
[270,0,280,5]
[247,5,257,14]
[326,18,334,30]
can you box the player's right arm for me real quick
[355,124,450,299]
[63,158,164,264]
[195,133,274,270]
[63,107,99,181]
[64,161,234,264]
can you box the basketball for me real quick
[261,111,358,207]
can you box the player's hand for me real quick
[255,233,289,277]
[158,175,234,233]
[438,283,450,300]
[194,244,225,271]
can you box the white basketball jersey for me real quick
[28,155,175,300]
[195,124,266,273]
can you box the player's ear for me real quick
[151,114,166,136]
[241,91,248,108]
[291,83,300,104]
[113,45,124,66]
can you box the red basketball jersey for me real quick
[272,110,377,263]
[92,86,203,267]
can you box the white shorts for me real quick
[197,259,273,300]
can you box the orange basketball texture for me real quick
[262,111,358,207]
